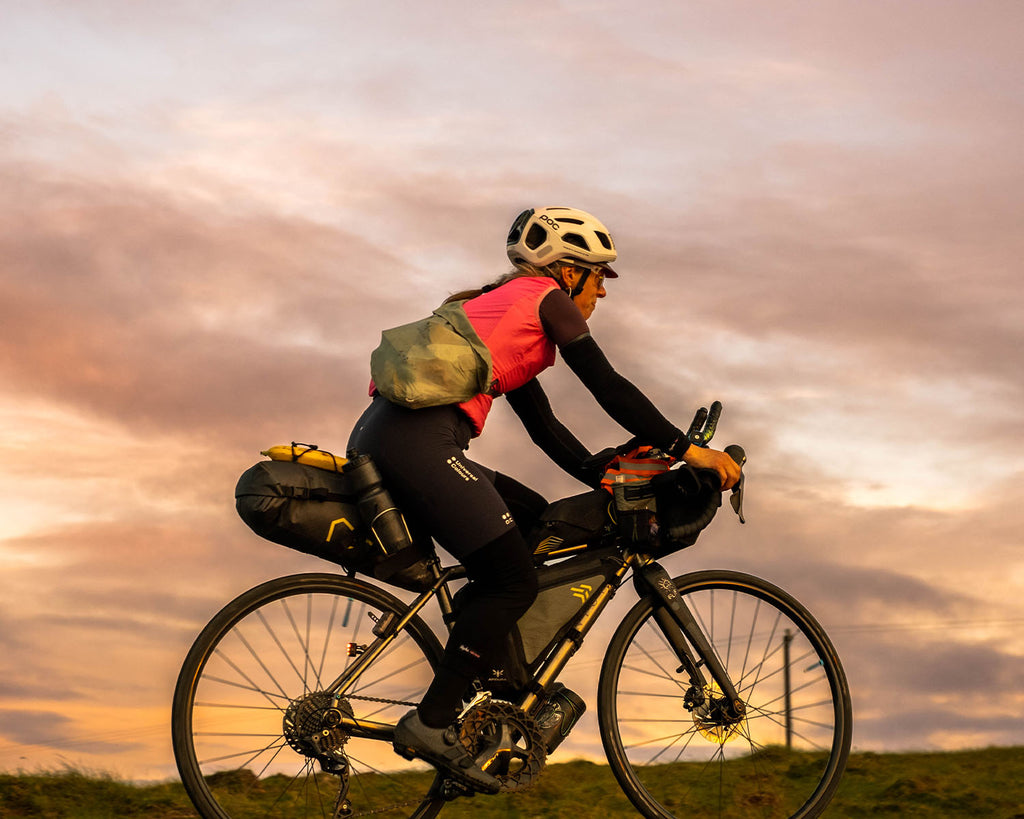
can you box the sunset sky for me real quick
[2,1,1022,782]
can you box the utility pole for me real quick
[783,629,794,750]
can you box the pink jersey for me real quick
[459,277,559,435]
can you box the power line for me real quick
[827,618,1024,634]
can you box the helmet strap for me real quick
[569,269,591,299]
[556,263,591,298]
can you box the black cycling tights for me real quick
[348,398,543,727]
[417,527,539,728]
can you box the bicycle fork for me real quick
[521,554,744,721]
[634,560,745,722]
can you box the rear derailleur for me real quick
[282,691,355,815]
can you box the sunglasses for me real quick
[564,259,609,287]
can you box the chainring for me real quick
[458,699,546,792]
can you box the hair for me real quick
[442,262,566,305]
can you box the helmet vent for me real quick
[562,233,589,251]
[557,217,585,226]
[507,209,534,245]
[595,231,612,250]
[525,223,548,250]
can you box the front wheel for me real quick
[598,570,851,819]
[172,573,446,819]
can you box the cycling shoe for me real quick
[392,709,500,794]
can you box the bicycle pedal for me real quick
[440,776,478,800]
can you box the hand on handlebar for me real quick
[680,444,743,491]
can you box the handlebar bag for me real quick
[611,470,721,553]
[370,301,494,409]
[600,446,721,554]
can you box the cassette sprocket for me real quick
[458,699,546,792]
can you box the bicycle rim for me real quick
[599,570,851,819]
[172,573,446,819]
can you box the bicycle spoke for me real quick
[174,575,444,819]
[256,606,311,693]
[232,625,293,700]
[600,570,850,819]
[197,736,290,768]
[200,669,290,707]
[317,595,341,683]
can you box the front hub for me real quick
[686,686,746,744]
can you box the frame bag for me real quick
[477,549,622,695]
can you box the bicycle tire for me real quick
[598,569,851,819]
[172,573,447,819]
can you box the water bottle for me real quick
[535,683,587,753]
[344,451,413,556]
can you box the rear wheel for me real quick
[172,573,446,819]
[598,570,851,819]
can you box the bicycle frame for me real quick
[329,545,743,741]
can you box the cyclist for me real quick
[348,206,741,791]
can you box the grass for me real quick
[1,748,1023,818]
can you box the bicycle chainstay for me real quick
[458,699,547,792]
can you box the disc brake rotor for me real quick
[688,685,747,744]
[459,699,546,792]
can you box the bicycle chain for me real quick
[345,693,419,708]
[333,693,440,817]
[337,797,426,818]
[336,694,525,814]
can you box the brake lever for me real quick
[687,403,745,523]
[724,444,746,524]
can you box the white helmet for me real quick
[506,206,618,276]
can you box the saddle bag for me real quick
[234,445,434,591]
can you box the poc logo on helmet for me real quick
[538,213,561,230]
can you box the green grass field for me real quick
[2,748,1023,818]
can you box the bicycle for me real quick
[172,403,852,819]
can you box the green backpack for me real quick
[370,301,494,408]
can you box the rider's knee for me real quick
[464,527,538,610]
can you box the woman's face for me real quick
[563,265,608,321]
